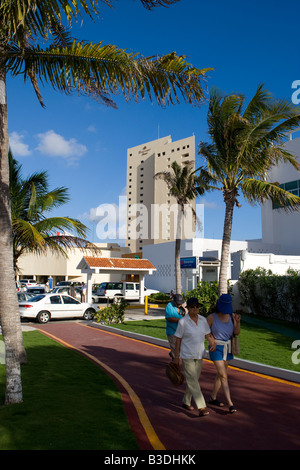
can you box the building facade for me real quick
[17,243,131,286]
[126,135,196,252]
[261,130,300,254]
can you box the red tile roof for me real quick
[82,257,156,271]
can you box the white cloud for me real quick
[86,125,97,133]
[9,132,31,156]
[35,130,87,165]
[81,195,127,241]
[200,198,223,210]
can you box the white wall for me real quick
[143,238,247,293]
[231,250,300,311]
[261,133,300,254]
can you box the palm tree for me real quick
[10,150,96,273]
[198,85,300,295]
[0,0,211,404]
[9,150,100,369]
[154,161,208,294]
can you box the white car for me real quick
[52,286,82,301]
[19,293,96,324]
[20,279,43,289]
[96,281,159,302]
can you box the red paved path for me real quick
[37,322,300,450]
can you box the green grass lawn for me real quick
[110,317,300,373]
[0,330,139,450]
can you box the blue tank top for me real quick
[211,313,233,341]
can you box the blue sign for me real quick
[180,257,197,269]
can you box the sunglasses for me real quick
[189,305,199,309]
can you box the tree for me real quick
[10,150,100,366]
[0,0,211,404]
[198,85,300,295]
[154,161,207,294]
[10,150,95,274]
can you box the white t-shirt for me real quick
[175,314,211,359]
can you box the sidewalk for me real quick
[36,321,300,450]
[124,306,165,321]
[99,306,300,384]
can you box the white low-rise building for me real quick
[143,238,300,295]
[17,243,131,286]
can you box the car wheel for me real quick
[83,308,95,320]
[37,311,51,324]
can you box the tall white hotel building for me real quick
[126,135,196,253]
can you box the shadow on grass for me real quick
[0,330,139,450]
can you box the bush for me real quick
[94,300,127,325]
[238,267,300,323]
[148,292,170,302]
[185,280,220,317]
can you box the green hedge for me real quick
[238,267,300,323]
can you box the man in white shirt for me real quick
[174,297,215,417]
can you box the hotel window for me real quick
[272,180,300,209]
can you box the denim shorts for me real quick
[209,344,234,362]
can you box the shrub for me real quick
[94,300,127,325]
[148,292,170,302]
[238,267,300,323]
[185,280,221,317]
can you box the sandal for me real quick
[198,408,209,417]
[182,403,194,411]
[208,398,224,407]
[229,405,237,414]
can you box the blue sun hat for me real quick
[217,294,233,315]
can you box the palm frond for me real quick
[4,40,211,107]
[1,0,101,39]
[139,0,181,8]
[194,165,219,194]
[241,178,300,211]
[33,216,88,238]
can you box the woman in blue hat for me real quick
[207,294,241,413]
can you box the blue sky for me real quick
[8,0,300,244]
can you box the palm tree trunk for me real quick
[0,66,23,404]
[219,196,235,295]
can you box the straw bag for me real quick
[166,362,184,386]
[231,334,240,355]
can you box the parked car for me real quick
[52,286,82,300]
[16,281,26,292]
[53,285,100,303]
[17,291,38,303]
[26,286,47,295]
[20,279,45,289]
[19,293,96,323]
[55,281,72,287]
[96,281,159,302]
